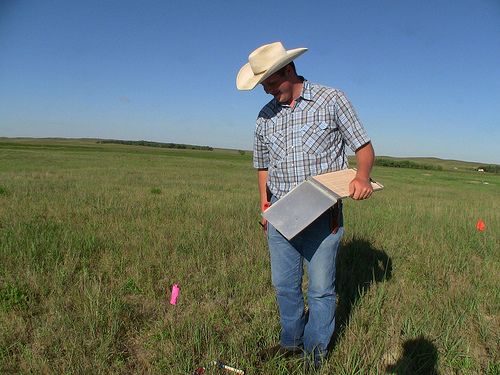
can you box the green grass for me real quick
[0,138,499,374]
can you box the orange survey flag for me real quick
[476,219,486,231]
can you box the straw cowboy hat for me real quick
[236,42,308,91]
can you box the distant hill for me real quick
[96,139,213,151]
[348,155,498,173]
[377,156,485,170]
[1,137,497,172]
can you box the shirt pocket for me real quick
[301,121,331,154]
[264,130,286,163]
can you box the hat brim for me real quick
[236,47,308,91]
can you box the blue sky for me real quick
[1,0,499,164]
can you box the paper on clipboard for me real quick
[262,169,383,240]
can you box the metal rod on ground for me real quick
[211,361,245,374]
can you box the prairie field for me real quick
[0,138,499,374]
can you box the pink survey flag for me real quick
[476,219,486,231]
[170,284,180,305]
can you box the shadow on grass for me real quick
[329,240,440,374]
[386,336,439,375]
[330,237,393,348]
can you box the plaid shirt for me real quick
[253,80,370,199]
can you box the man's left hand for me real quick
[349,177,373,200]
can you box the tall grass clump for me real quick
[0,139,499,374]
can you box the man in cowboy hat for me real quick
[237,42,375,366]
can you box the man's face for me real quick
[261,71,294,105]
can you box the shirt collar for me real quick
[300,79,313,102]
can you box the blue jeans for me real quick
[267,201,343,361]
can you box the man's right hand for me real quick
[261,202,271,235]
[260,218,268,235]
